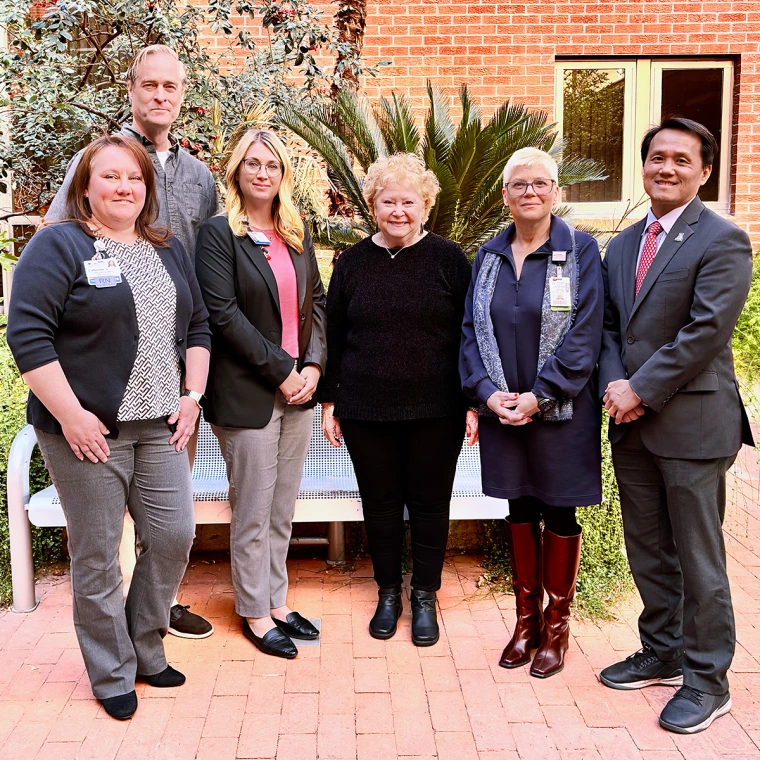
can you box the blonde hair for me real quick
[126,45,186,87]
[502,148,559,185]
[362,153,440,224]
[225,129,304,253]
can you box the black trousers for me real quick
[611,424,737,695]
[341,415,465,592]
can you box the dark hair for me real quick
[640,117,718,169]
[64,134,169,247]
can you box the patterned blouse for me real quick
[96,236,182,422]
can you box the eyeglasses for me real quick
[503,179,556,197]
[241,159,283,176]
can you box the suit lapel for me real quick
[288,244,307,311]
[622,218,646,318]
[239,233,280,313]
[628,198,704,323]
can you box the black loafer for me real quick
[100,690,137,720]
[369,586,403,640]
[410,589,439,647]
[273,611,319,640]
[659,686,731,734]
[242,619,298,659]
[599,644,683,690]
[137,665,186,688]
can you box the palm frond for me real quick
[375,93,421,155]
[422,81,456,166]
[557,156,608,186]
[308,214,368,250]
[277,106,373,227]
[424,157,460,238]
[329,89,387,173]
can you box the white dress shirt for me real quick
[635,197,696,269]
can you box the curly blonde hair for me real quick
[362,153,440,224]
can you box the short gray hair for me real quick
[503,148,558,185]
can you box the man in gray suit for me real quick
[598,118,753,734]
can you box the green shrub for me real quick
[0,319,63,608]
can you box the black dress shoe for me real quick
[599,644,683,690]
[138,665,186,687]
[273,611,320,640]
[100,690,138,720]
[242,619,298,659]
[410,589,439,647]
[659,686,731,734]
[369,586,403,640]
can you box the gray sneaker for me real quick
[600,644,683,689]
[168,604,214,639]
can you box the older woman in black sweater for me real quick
[320,153,477,646]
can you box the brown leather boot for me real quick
[499,520,543,668]
[530,528,582,678]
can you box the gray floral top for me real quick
[97,236,182,422]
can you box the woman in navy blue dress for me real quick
[460,148,603,678]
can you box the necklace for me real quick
[377,230,426,259]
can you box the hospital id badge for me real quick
[84,258,122,288]
[247,229,271,246]
[549,276,571,311]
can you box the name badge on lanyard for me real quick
[549,262,571,311]
[84,258,122,288]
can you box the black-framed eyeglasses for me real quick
[241,159,283,176]
[503,179,556,197]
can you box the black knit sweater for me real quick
[319,232,472,421]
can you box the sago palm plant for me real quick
[278,82,606,257]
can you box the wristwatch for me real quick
[182,389,204,407]
[536,397,556,414]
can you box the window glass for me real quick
[562,68,625,202]
[660,68,723,202]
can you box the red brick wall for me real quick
[352,0,760,242]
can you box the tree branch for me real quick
[68,101,121,130]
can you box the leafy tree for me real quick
[279,83,607,257]
[0,0,383,217]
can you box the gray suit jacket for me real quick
[599,197,754,458]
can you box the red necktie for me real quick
[635,220,664,296]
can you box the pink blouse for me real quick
[262,230,300,358]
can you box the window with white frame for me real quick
[554,59,734,215]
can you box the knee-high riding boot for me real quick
[530,528,582,678]
[499,520,543,668]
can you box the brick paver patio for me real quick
[1,462,759,759]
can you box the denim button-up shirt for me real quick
[46,124,219,259]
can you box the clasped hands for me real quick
[279,366,320,405]
[603,379,646,424]
[486,391,539,426]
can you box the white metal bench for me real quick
[7,406,506,612]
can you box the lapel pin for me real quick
[675,233,684,242]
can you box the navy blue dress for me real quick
[460,216,603,507]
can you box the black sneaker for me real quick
[659,686,731,734]
[599,644,683,689]
[168,604,214,639]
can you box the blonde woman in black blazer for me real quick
[195,129,326,659]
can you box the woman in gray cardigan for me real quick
[7,135,211,720]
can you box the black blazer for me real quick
[599,197,754,458]
[195,214,327,429]
[7,222,212,437]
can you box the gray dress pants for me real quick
[611,424,737,695]
[212,394,313,618]
[36,419,195,699]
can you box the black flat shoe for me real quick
[243,619,298,659]
[137,665,186,687]
[100,690,137,720]
[411,589,439,647]
[273,611,320,640]
[369,586,403,640]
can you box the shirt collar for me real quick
[120,124,180,154]
[644,197,696,236]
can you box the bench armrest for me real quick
[8,424,40,612]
